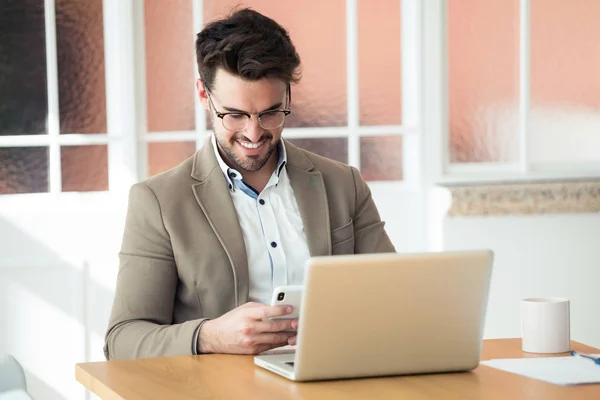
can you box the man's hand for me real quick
[198,302,299,354]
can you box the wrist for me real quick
[198,319,216,354]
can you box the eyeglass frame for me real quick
[203,82,292,132]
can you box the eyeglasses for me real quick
[205,86,292,131]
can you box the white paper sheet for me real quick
[481,354,600,386]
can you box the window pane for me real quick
[203,1,347,128]
[56,0,107,134]
[448,0,519,163]
[286,138,347,164]
[148,142,196,176]
[358,0,401,126]
[0,0,48,135]
[530,0,600,163]
[0,147,48,194]
[145,0,195,132]
[61,145,108,192]
[360,136,403,181]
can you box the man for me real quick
[104,8,395,360]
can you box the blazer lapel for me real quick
[284,140,331,257]
[190,137,249,306]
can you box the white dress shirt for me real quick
[212,135,311,304]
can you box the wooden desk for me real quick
[76,339,600,399]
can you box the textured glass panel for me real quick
[0,147,48,194]
[360,136,403,181]
[148,142,197,176]
[530,0,600,163]
[56,0,107,134]
[203,1,347,127]
[61,145,108,192]
[286,138,347,164]
[145,0,195,132]
[0,0,48,135]
[358,0,401,126]
[448,0,519,163]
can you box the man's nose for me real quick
[243,115,264,142]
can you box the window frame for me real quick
[1,0,423,196]
[0,0,139,196]
[5,0,598,195]
[428,0,600,185]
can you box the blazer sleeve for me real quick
[350,167,397,254]
[104,182,206,360]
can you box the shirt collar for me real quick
[212,134,236,188]
[211,134,288,191]
[276,139,288,176]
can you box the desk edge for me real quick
[76,363,125,400]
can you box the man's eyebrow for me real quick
[222,102,283,113]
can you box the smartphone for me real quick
[269,285,303,319]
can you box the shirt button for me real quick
[229,172,237,178]
[271,241,277,248]
[259,199,265,205]
[228,184,232,190]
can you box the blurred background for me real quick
[0,0,599,399]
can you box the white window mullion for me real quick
[0,134,109,147]
[193,0,209,149]
[44,0,61,193]
[519,0,531,175]
[134,0,148,181]
[0,135,51,147]
[422,0,448,252]
[401,0,423,190]
[57,134,110,146]
[103,0,143,192]
[441,164,600,185]
[354,125,416,136]
[346,0,360,169]
[423,0,447,184]
[285,126,413,140]
[142,131,197,142]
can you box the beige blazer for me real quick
[104,137,395,359]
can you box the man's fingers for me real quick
[253,332,296,345]
[248,304,294,319]
[240,301,263,308]
[255,318,298,333]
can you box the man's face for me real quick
[197,69,288,173]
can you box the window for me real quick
[0,0,108,194]
[441,0,600,183]
[2,0,420,195]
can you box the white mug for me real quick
[521,297,570,353]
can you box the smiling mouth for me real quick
[237,139,266,149]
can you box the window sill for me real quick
[441,179,600,216]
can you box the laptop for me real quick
[254,250,494,381]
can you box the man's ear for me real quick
[196,78,209,110]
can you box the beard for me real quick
[215,133,279,173]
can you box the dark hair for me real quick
[195,8,301,89]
